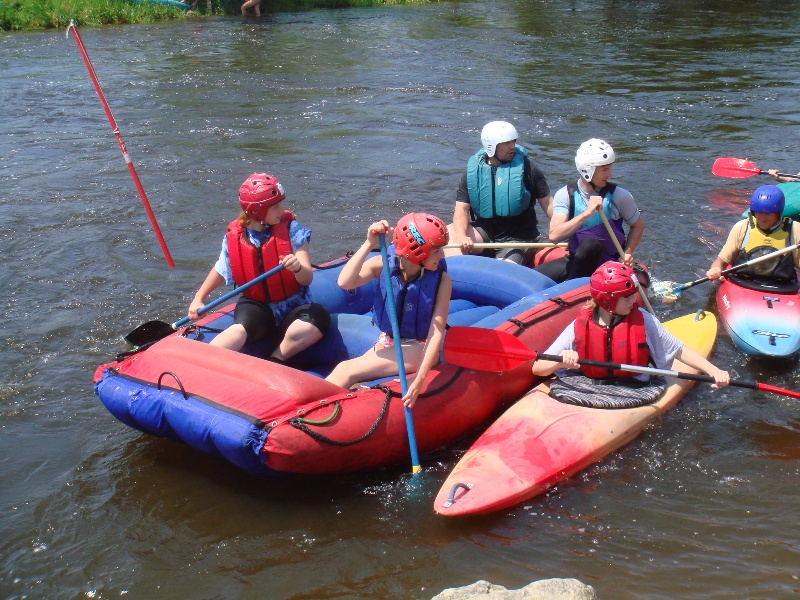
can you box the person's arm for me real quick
[403,273,452,408]
[768,168,800,183]
[622,216,644,265]
[188,267,225,320]
[707,257,725,280]
[531,323,576,377]
[538,194,554,220]
[674,344,730,388]
[707,221,744,280]
[451,201,474,252]
[531,349,579,377]
[646,312,728,388]
[527,160,553,220]
[548,194,604,242]
[337,221,389,289]
[281,242,314,287]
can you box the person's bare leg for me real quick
[271,320,323,361]
[209,324,247,351]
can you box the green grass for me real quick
[0,0,439,32]
[0,0,197,31]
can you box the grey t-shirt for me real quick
[552,181,640,225]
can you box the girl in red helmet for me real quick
[325,213,452,408]
[188,173,330,360]
[532,261,728,405]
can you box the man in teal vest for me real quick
[445,121,553,265]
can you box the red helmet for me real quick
[238,173,286,223]
[590,261,639,311]
[393,213,449,264]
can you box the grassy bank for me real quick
[0,0,194,32]
[0,0,436,32]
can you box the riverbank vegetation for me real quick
[1,0,190,31]
[1,0,434,32]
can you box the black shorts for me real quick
[233,298,331,345]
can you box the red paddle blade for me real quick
[443,327,536,371]
[712,157,761,179]
[757,382,800,400]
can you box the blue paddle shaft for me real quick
[379,234,421,472]
[171,264,286,329]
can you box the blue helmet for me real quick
[750,185,785,216]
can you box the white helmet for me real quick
[481,121,518,158]
[575,138,616,182]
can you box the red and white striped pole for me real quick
[67,21,175,269]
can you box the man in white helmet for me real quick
[444,120,553,265]
[534,138,645,282]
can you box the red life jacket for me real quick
[226,211,300,303]
[574,305,650,379]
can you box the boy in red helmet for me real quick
[533,261,728,403]
[325,213,451,408]
[188,173,330,360]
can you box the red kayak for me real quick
[434,311,717,516]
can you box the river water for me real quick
[2,1,799,598]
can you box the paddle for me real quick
[67,21,174,269]
[712,157,800,181]
[443,326,800,399]
[443,242,567,249]
[378,234,421,475]
[650,242,800,302]
[125,264,285,346]
[597,208,656,314]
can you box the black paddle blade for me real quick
[124,320,175,346]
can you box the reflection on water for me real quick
[747,417,800,461]
[1,2,800,598]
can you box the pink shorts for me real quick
[373,331,426,351]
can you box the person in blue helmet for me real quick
[707,184,800,286]
[444,120,553,265]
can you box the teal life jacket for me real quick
[466,145,531,219]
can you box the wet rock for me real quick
[431,578,598,600]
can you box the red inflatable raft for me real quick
[94,254,590,478]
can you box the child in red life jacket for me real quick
[325,213,452,408]
[532,261,729,389]
[188,173,330,360]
